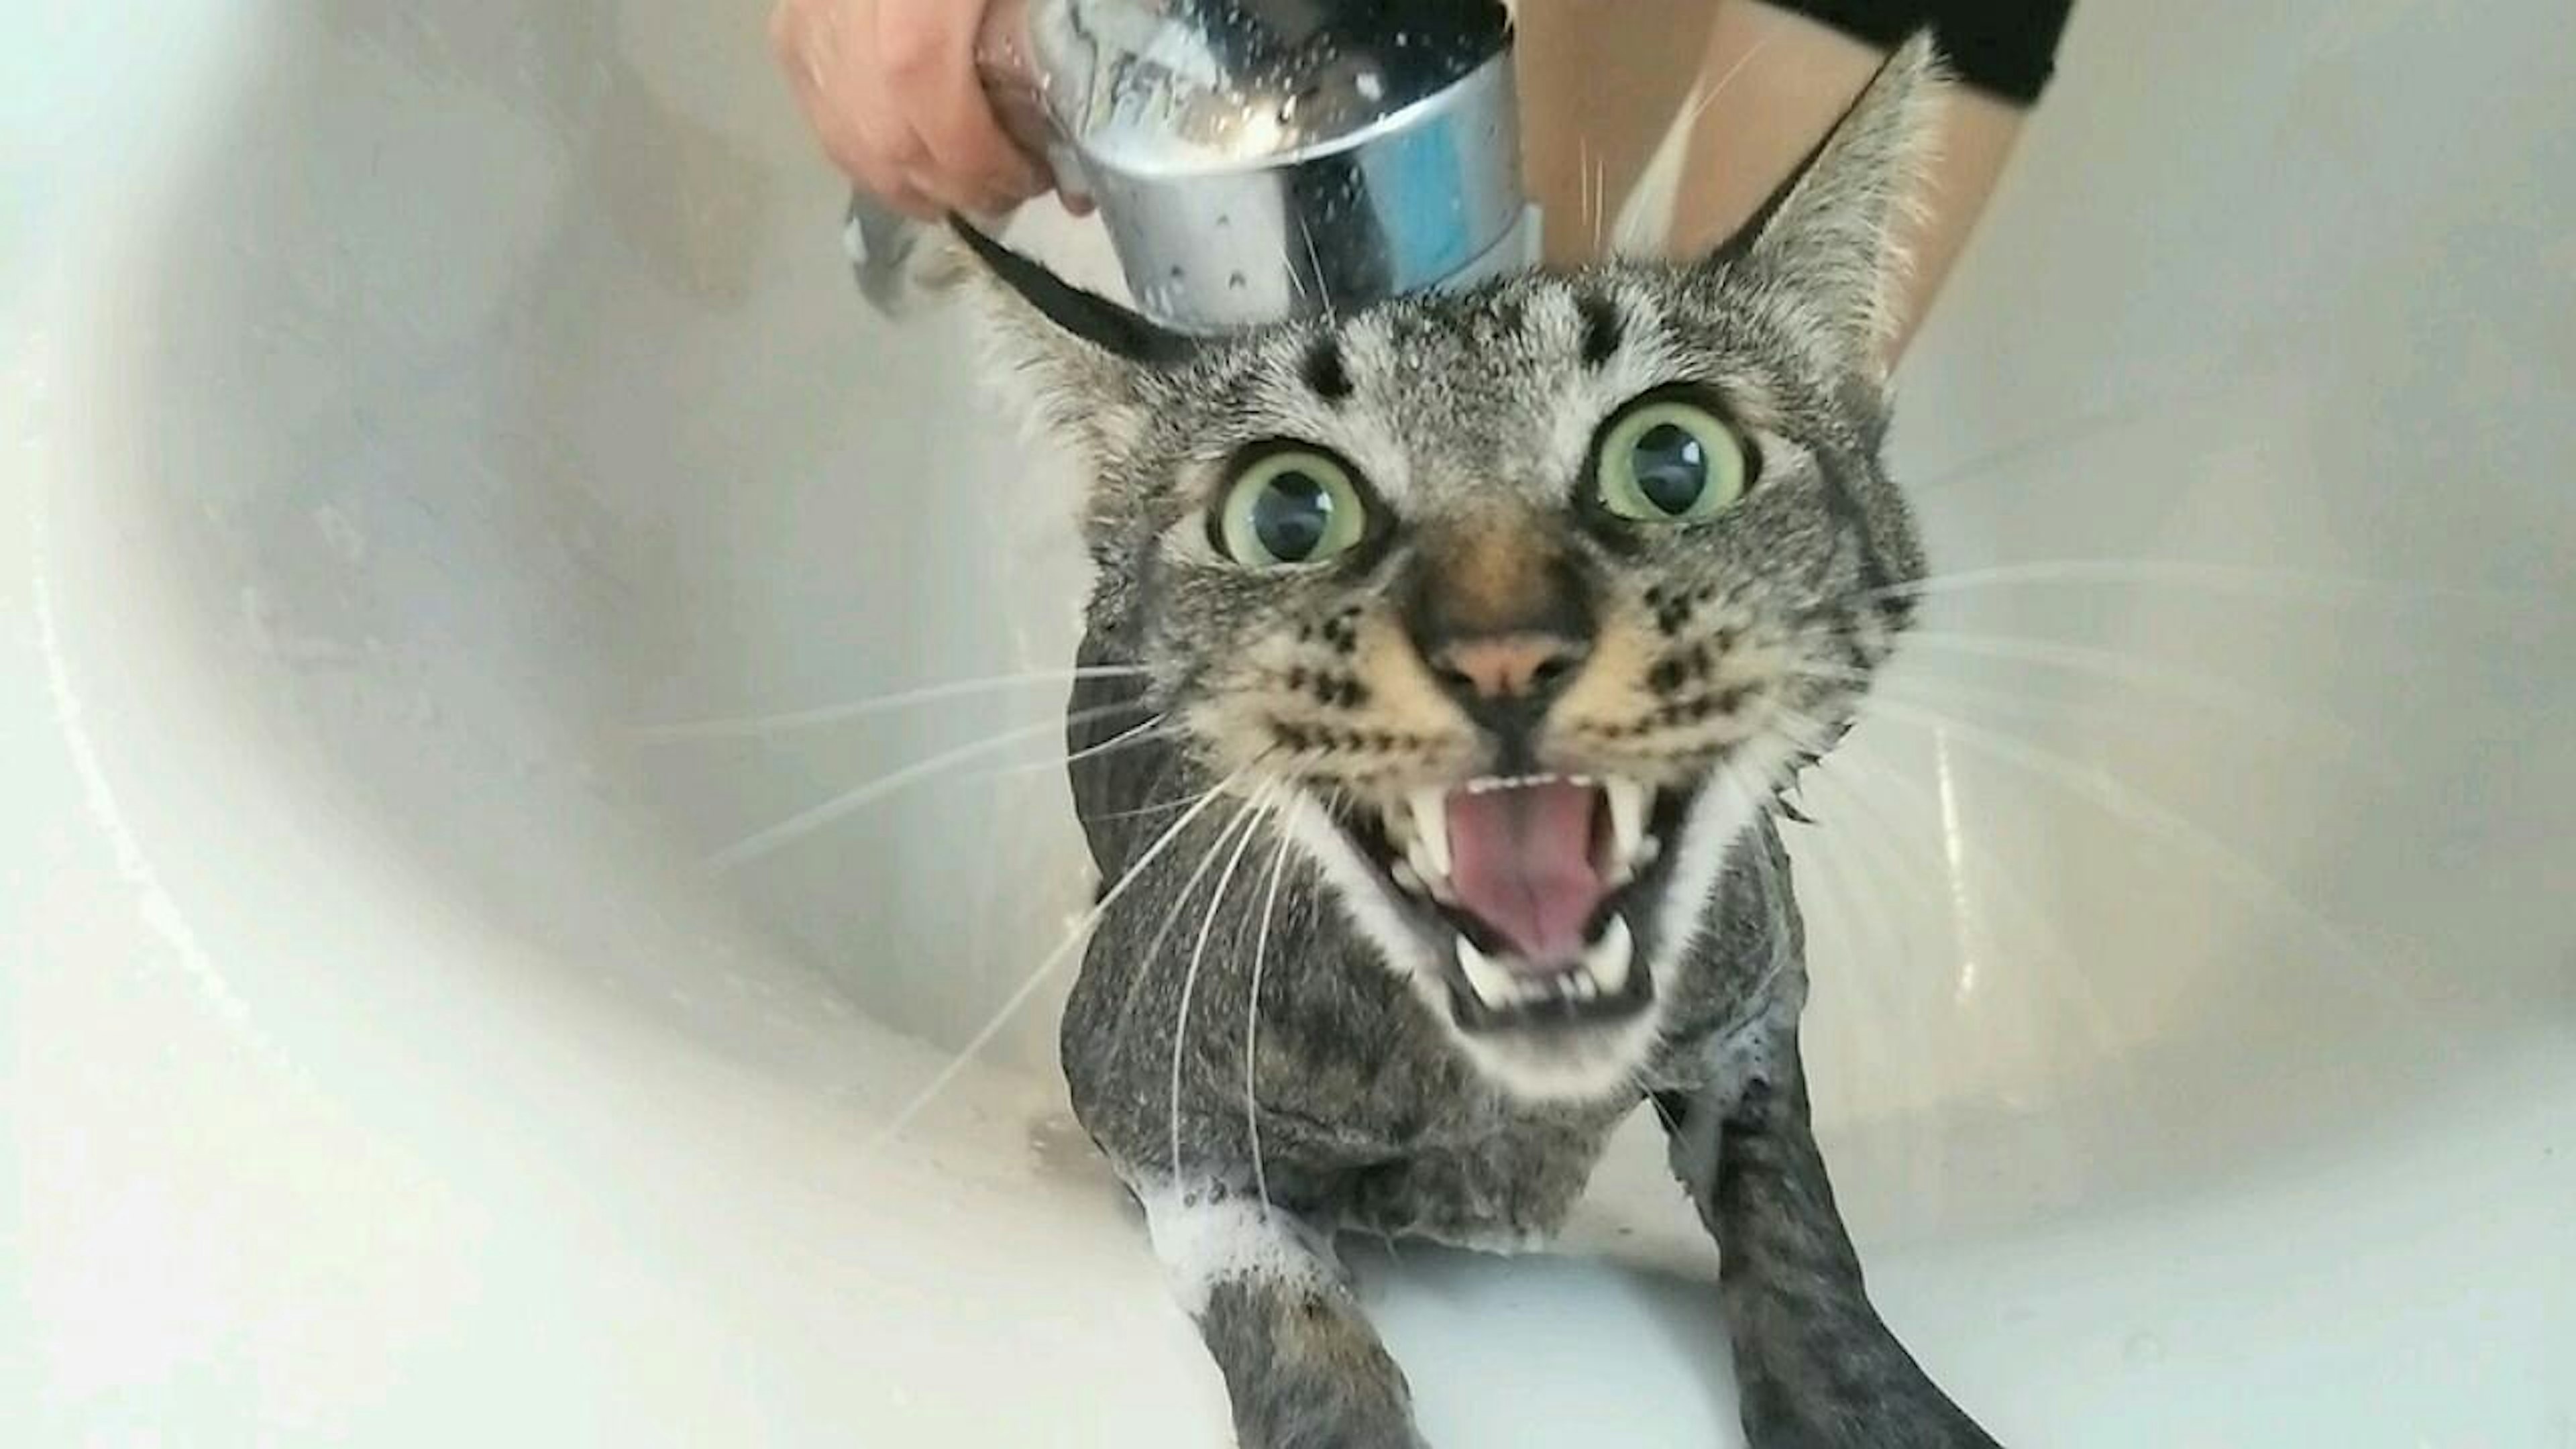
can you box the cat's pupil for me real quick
[1252,470,1334,561]
[1631,423,1707,514]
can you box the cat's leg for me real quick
[1654,1035,2002,1449]
[1140,1181,1425,1449]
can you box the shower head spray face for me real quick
[850,0,1532,334]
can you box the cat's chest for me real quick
[1255,977,1627,1242]
[1253,928,1629,1169]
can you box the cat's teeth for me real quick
[1585,914,1635,996]
[1605,778,1648,871]
[1456,936,1515,1010]
[1460,936,1623,1012]
[1381,803,1415,849]
[1406,788,1452,880]
[1405,838,1444,896]
[1391,859,1425,896]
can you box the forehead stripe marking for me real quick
[1301,335,1352,402]
[1576,293,1623,369]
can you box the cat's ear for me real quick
[1706,32,1946,370]
[942,219,1196,455]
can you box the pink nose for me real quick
[1431,633,1589,702]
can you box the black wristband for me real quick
[1766,0,2076,105]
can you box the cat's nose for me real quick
[1430,634,1591,707]
[1404,514,1595,737]
[1426,633,1592,748]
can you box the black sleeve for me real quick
[1763,0,2076,105]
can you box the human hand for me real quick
[769,0,1050,220]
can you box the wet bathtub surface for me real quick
[5,1,2573,1444]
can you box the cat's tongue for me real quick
[1444,781,1608,969]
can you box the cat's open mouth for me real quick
[1341,775,1688,1032]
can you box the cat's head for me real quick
[967,37,1941,1102]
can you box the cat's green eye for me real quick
[1593,399,1750,523]
[1216,449,1368,568]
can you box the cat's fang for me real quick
[1585,915,1635,996]
[1405,788,1452,879]
[1456,936,1515,1009]
[1404,836,1450,898]
[1382,802,1415,849]
[1605,778,1648,873]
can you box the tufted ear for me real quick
[1705,32,1946,370]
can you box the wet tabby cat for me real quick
[947,34,1999,1449]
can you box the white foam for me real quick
[1139,1185,1331,1317]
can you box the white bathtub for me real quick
[5,2,2571,1444]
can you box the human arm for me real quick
[1517,0,2074,358]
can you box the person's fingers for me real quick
[848,146,941,219]
[796,63,937,216]
[771,0,1042,218]
[873,0,1047,212]
[840,109,943,219]
[771,0,932,216]
[837,62,953,219]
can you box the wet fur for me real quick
[961,36,2000,1448]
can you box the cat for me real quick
[941,33,2000,1449]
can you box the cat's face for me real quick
[973,40,1939,1101]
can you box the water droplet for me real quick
[1227,271,1247,290]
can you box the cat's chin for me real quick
[1440,1006,1676,1104]
[1316,772,1702,1102]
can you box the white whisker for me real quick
[1813,731,2151,1111]
[1171,782,1280,1179]
[1608,11,1787,256]
[1786,623,2384,769]
[1576,136,1594,240]
[701,702,1141,871]
[1894,357,2279,502]
[1114,777,1277,1045]
[1680,16,1786,140]
[1079,792,1207,826]
[1717,755,1794,1010]
[1786,706,2074,974]
[1811,658,2373,771]
[863,761,1258,1152]
[974,712,1175,782]
[1243,808,1299,1216]
[1576,152,1597,256]
[1768,763,1902,1106]
[1852,696,2461,1049]
[637,665,1144,741]
[1297,217,1335,319]
[1849,557,2457,610]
